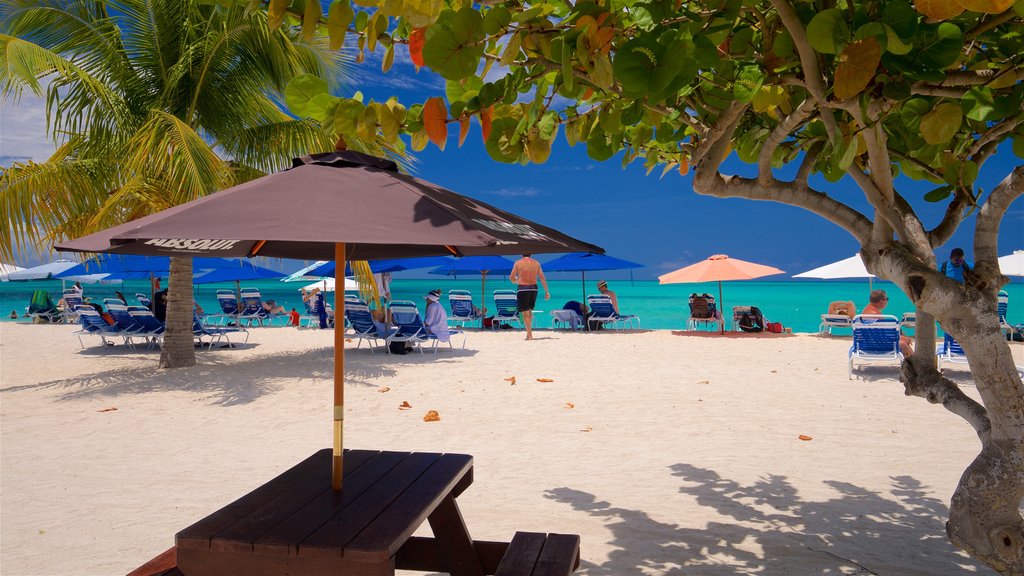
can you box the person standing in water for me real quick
[509,254,550,340]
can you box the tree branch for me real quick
[974,165,1024,284]
[757,98,815,186]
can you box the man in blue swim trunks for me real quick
[510,254,550,340]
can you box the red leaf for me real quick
[458,116,470,147]
[480,106,493,142]
[409,28,426,68]
[423,97,448,150]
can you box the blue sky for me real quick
[1,42,1021,280]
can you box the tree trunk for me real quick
[158,256,196,369]
[938,309,1024,574]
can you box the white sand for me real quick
[0,323,1003,575]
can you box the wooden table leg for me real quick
[427,495,485,576]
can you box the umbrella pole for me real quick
[481,271,488,324]
[718,280,724,334]
[581,271,586,309]
[333,242,346,491]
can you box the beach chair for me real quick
[59,288,85,323]
[238,288,285,327]
[72,306,122,348]
[551,309,584,330]
[203,290,240,326]
[492,290,520,328]
[104,299,146,348]
[587,294,640,329]
[849,314,904,378]
[732,305,765,333]
[386,301,429,353]
[27,289,61,323]
[135,293,152,309]
[193,312,248,349]
[345,301,388,352]
[127,307,165,348]
[997,290,1022,340]
[936,331,969,369]
[448,290,482,328]
[686,293,720,331]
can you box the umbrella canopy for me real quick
[282,260,330,283]
[658,254,785,333]
[428,255,516,312]
[308,255,454,277]
[0,262,26,282]
[55,254,243,281]
[544,252,644,305]
[301,277,361,292]
[793,253,875,289]
[5,260,110,283]
[56,151,602,260]
[193,261,285,284]
[999,250,1024,277]
[54,150,602,491]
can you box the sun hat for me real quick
[425,289,441,302]
[597,280,607,288]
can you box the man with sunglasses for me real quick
[940,248,972,284]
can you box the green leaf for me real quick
[883,24,913,55]
[483,6,511,35]
[327,0,355,50]
[806,9,850,55]
[587,125,617,161]
[306,93,339,122]
[485,117,524,163]
[963,87,996,121]
[1013,136,1024,159]
[423,8,486,80]
[733,65,765,103]
[920,103,962,144]
[923,185,953,202]
[333,99,364,138]
[883,0,919,39]
[446,76,483,102]
[285,75,329,118]
[915,23,963,70]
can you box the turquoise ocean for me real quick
[2,278,1021,334]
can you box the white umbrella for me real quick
[998,250,1024,277]
[793,254,875,289]
[0,262,25,282]
[301,277,360,292]
[5,260,112,284]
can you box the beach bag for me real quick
[482,316,495,328]
[689,294,712,319]
[766,321,784,333]
[738,310,763,333]
[388,341,408,354]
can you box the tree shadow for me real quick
[544,465,984,575]
[0,347,398,406]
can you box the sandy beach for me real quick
[0,323,1004,575]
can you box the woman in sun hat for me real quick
[423,289,450,343]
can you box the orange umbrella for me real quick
[658,254,785,332]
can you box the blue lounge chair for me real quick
[997,290,1022,340]
[492,290,520,328]
[386,301,429,353]
[204,289,240,326]
[193,312,248,349]
[104,299,146,348]
[135,293,152,309]
[448,290,482,328]
[127,307,164,348]
[686,293,720,331]
[849,314,904,378]
[936,331,969,369]
[344,301,388,352]
[59,289,85,324]
[587,294,640,329]
[238,288,285,327]
[72,306,122,348]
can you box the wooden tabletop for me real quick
[175,449,483,576]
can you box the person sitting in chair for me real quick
[863,289,913,357]
[262,299,286,315]
[828,300,857,318]
[423,289,451,343]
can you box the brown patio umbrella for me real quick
[57,151,603,489]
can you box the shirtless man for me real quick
[510,254,550,340]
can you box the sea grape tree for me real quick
[254,0,1021,570]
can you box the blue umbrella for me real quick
[6,260,112,283]
[307,256,454,277]
[429,255,516,311]
[193,261,284,284]
[543,252,644,305]
[55,255,240,280]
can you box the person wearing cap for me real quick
[423,289,451,343]
[510,254,550,340]
[940,248,972,284]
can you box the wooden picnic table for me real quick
[174,448,511,576]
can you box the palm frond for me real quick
[124,110,232,205]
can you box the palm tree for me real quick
[0,0,343,367]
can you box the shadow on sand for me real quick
[0,346,404,406]
[545,464,985,575]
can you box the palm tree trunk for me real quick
[158,256,196,368]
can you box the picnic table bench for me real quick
[126,449,579,576]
